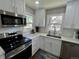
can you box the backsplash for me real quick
[0,27,22,33]
[62,28,75,38]
[0,26,32,35]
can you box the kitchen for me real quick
[0,0,79,59]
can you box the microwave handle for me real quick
[23,18,26,25]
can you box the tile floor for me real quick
[32,49,59,59]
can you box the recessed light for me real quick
[35,1,39,4]
[15,14,18,16]
[3,11,6,14]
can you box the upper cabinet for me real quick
[14,0,25,15]
[73,0,79,29]
[0,0,13,12]
[0,0,25,15]
[62,0,79,29]
[35,9,46,27]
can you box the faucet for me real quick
[53,25,56,35]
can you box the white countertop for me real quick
[23,32,79,44]
[23,33,47,39]
[61,37,79,44]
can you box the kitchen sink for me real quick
[47,34,61,38]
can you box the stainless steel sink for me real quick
[47,34,61,38]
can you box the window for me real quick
[49,15,62,31]
[24,15,33,28]
[48,14,63,35]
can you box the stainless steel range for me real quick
[0,32,32,59]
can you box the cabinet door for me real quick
[39,9,45,27]
[34,10,40,26]
[15,0,24,15]
[40,36,45,50]
[73,0,79,29]
[40,36,62,57]
[0,0,13,12]
[35,9,45,27]
[44,37,51,52]
[0,0,4,10]
[32,38,37,56]
[62,1,76,28]
[32,37,39,56]
[51,39,62,56]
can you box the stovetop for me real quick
[0,32,32,54]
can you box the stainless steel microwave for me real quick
[0,10,26,27]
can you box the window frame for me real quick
[24,15,33,28]
[47,13,64,31]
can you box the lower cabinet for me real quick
[40,36,62,57]
[32,37,39,56]
[32,36,79,59]
[60,41,79,59]
[32,36,62,56]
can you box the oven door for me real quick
[11,45,32,59]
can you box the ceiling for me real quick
[25,0,67,9]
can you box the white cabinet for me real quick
[0,0,25,15]
[35,9,46,27]
[62,1,76,28]
[0,0,13,12]
[63,0,79,29]
[40,36,62,56]
[15,0,25,15]
[40,36,45,50]
[32,37,39,56]
[32,35,62,56]
[73,0,79,29]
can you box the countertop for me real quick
[23,33,47,39]
[23,33,79,44]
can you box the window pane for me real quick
[27,15,33,23]
[49,24,61,31]
[50,16,63,24]
[24,24,32,28]
[25,15,33,28]
[55,25,61,31]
